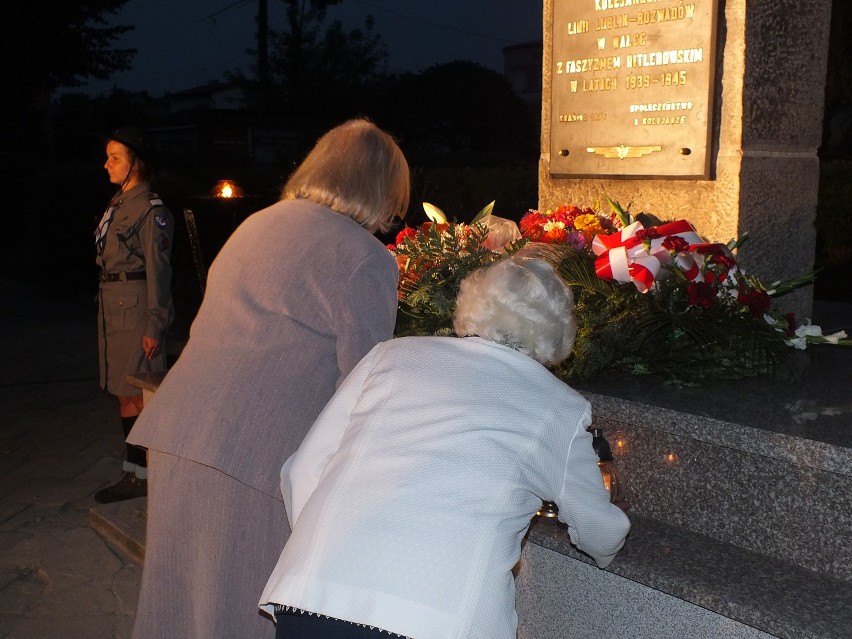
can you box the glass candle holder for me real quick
[597,460,623,504]
[592,428,625,506]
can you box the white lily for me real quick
[783,320,849,349]
[794,322,825,339]
[422,202,447,225]
[820,330,848,344]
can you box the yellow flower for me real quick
[573,213,599,231]
[573,213,604,239]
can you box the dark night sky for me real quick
[74,0,543,97]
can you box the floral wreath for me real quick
[387,197,849,384]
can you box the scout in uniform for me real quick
[94,126,175,503]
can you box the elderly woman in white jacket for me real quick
[259,253,631,639]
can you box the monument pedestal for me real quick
[540,0,833,321]
[537,3,846,629]
[515,339,852,638]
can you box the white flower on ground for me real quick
[820,330,849,344]
[784,320,848,349]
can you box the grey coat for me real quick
[128,199,399,638]
[129,198,399,497]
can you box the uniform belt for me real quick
[100,270,147,282]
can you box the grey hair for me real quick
[453,256,577,366]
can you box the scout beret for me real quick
[107,125,154,163]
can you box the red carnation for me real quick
[695,243,726,257]
[687,281,716,309]
[636,227,661,241]
[662,235,689,253]
[395,227,418,245]
[709,254,735,270]
[737,287,770,318]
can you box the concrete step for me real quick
[88,497,147,566]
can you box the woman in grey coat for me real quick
[128,119,410,639]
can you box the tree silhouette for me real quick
[383,61,539,165]
[241,0,387,121]
[2,0,135,161]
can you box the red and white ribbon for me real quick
[592,220,707,293]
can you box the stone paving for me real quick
[0,277,139,638]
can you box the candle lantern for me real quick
[536,500,559,518]
[536,428,626,518]
[183,180,271,294]
[592,427,624,505]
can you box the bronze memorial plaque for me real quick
[550,0,719,178]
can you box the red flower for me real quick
[523,226,544,241]
[662,235,689,253]
[398,270,422,299]
[519,211,543,231]
[695,243,727,257]
[737,287,770,318]
[419,221,449,235]
[520,204,616,245]
[784,312,797,336]
[636,227,661,241]
[687,281,716,309]
[395,226,418,245]
[543,226,569,243]
[709,254,735,270]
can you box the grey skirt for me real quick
[132,452,290,639]
[97,280,166,396]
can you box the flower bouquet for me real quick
[388,197,849,385]
[388,201,524,337]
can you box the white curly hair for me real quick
[453,254,577,366]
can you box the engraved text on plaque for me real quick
[550,0,719,178]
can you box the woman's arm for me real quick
[555,408,631,568]
[139,201,175,341]
[334,247,398,382]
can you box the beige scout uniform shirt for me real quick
[95,182,174,395]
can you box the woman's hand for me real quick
[142,335,160,360]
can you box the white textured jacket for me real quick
[260,336,630,639]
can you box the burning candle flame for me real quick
[211,180,244,198]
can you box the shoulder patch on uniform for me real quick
[154,213,168,229]
[157,234,170,251]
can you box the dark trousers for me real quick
[274,609,406,639]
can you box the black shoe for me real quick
[94,472,147,504]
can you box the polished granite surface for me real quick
[587,413,852,581]
[528,514,852,639]
[573,301,852,449]
[532,304,852,639]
